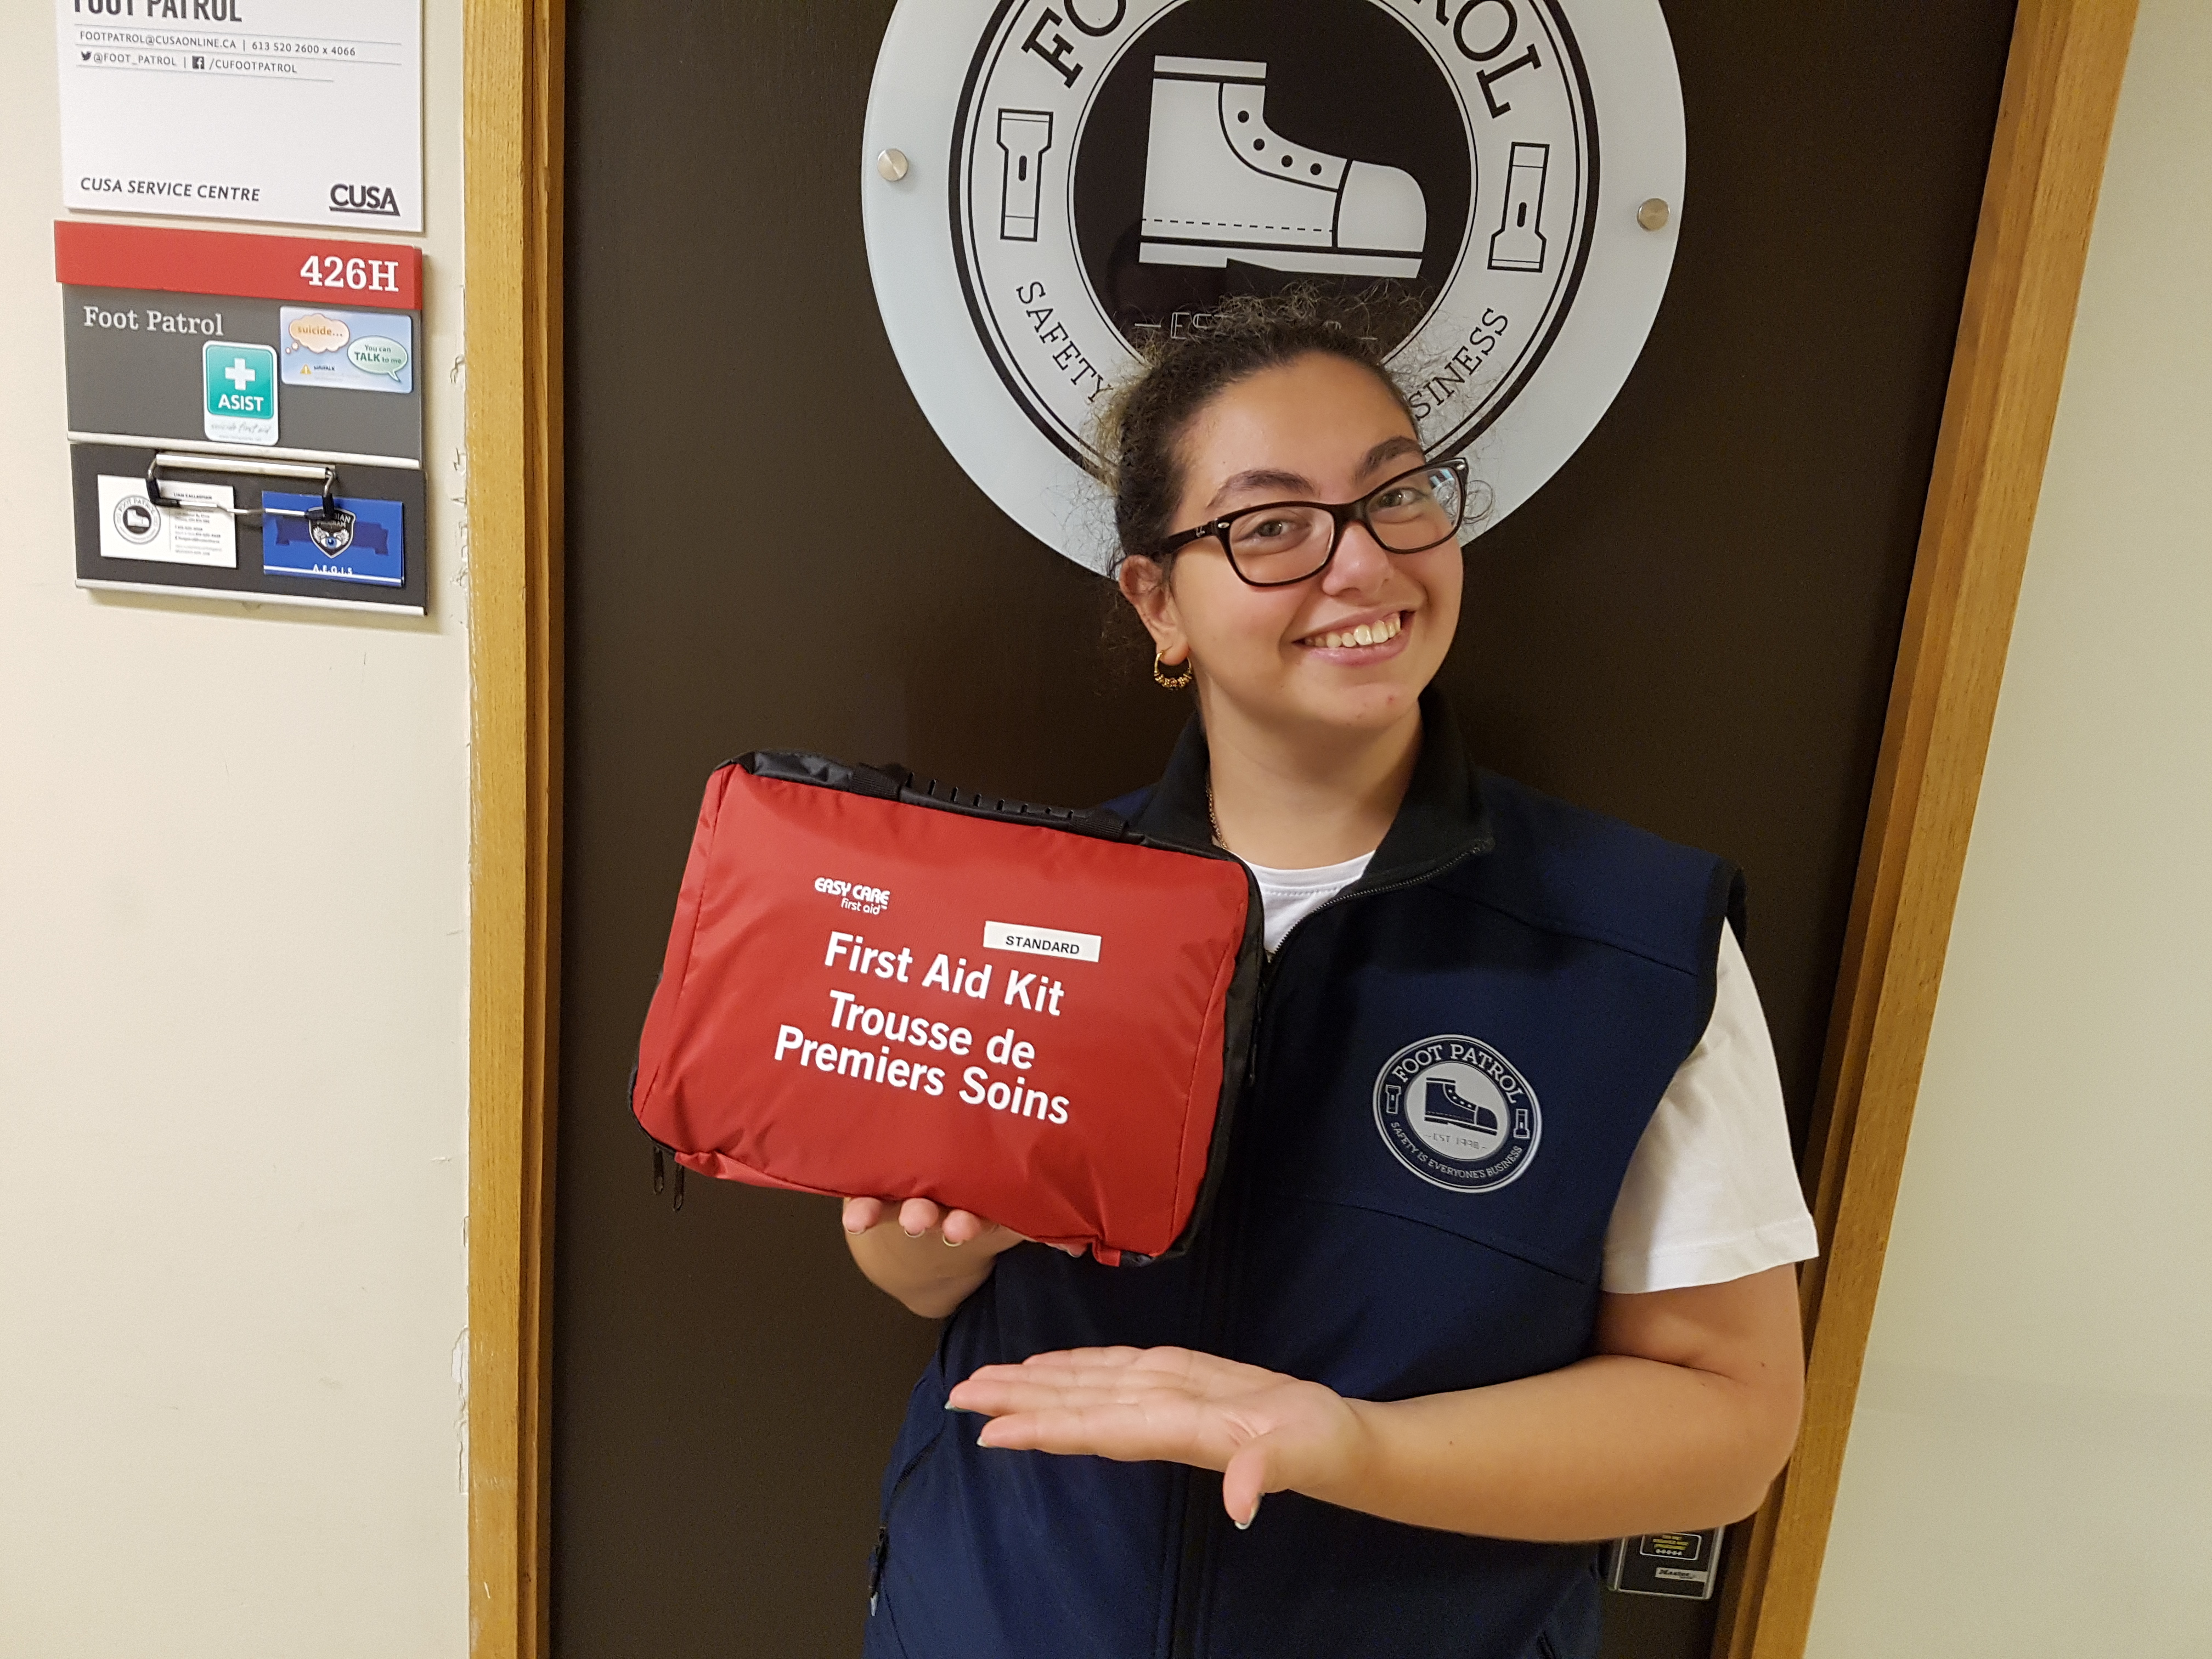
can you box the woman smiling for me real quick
[840,292,1816,1659]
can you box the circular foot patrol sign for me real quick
[1373,1034,1541,1192]
[863,0,1684,568]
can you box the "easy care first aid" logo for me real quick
[816,874,893,914]
[863,0,1685,567]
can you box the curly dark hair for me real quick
[1096,286,1428,577]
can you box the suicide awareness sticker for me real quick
[863,0,1684,568]
[279,308,415,394]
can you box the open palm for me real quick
[946,1345,1364,1526]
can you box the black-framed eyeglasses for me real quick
[1155,458,1471,588]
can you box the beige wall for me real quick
[1805,2,2212,1654]
[0,7,471,1657]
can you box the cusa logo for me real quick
[329,182,402,216]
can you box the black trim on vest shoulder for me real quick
[1126,689,1498,880]
[1123,717,1216,853]
[1354,692,1497,891]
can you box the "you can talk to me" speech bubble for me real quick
[346,336,410,380]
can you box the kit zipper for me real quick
[641,1122,685,1211]
[1161,845,1482,1659]
[629,1025,687,1211]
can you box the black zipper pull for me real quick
[652,1143,665,1195]
[868,1525,889,1615]
[673,1163,686,1212]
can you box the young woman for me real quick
[841,295,1816,1659]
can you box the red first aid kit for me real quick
[630,753,1264,1263]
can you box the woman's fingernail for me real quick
[903,1228,924,1238]
[943,1234,963,1247]
[1235,1499,1261,1531]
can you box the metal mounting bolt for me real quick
[1637,198,1671,232]
[877,149,911,183]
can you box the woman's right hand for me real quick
[841,1196,1075,1318]
[840,1195,1026,1252]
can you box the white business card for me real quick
[97,473,237,567]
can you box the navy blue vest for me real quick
[865,697,1739,1659]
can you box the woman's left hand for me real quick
[945,1346,1367,1527]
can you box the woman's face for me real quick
[1121,352,1462,742]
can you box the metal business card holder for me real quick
[145,450,348,531]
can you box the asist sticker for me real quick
[202,341,279,445]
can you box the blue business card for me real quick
[261,492,405,587]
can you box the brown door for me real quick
[554,3,2016,1654]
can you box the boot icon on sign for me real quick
[997,110,1053,241]
[1487,142,1550,273]
[1139,57,1425,278]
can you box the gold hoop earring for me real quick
[1152,651,1194,691]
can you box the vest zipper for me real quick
[869,1426,948,1616]
[1166,1154,1245,1659]
[1167,941,1280,1659]
[1163,848,1481,1659]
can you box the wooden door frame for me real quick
[455,3,2136,1655]
[1714,2,2137,1653]
[463,1,564,1656]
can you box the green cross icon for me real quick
[201,341,279,444]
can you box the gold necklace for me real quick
[1207,785,1226,850]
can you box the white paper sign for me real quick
[56,0,422,232]
[97,473,238,567]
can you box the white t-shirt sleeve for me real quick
[1601,925,1820,1294]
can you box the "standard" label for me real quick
[983,921,1101,963]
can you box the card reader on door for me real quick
[1602,1528,1723,1599]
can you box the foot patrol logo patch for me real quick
[1373,1035,1541,1193]
[863,0,1683,568]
